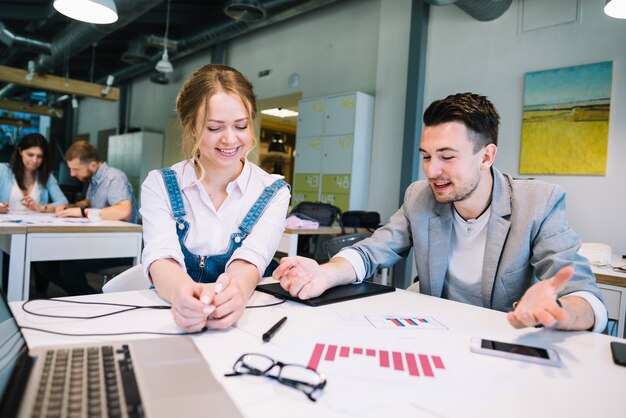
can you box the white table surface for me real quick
[0,212,142,301]
[9,285,626,418]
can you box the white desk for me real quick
[0,213,142,301]
[9,286,625,418]
[592,254,626,338]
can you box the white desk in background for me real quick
[592,254,626,338]
[9,284,625,418]
[0,212,142,301]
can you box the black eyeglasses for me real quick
[225,353,326,401]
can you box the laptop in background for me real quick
[0,292,243,418]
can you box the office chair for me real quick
[323,233,372,260]
[101,264,148,293]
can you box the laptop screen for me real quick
[0,292,27,404]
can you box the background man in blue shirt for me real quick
[55,141,138,223]
[36,141,138,296]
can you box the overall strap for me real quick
[160,168,186,218]
[237,179,289,237]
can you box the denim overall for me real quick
[161,168,288,283]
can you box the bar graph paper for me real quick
[307,343,446,378]
[365,315,447,330]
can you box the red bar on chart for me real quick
[432,355,445,369]
[405,318,418,326]
[379,350,390,368]
[392,351,404,371]
[340,346,350,357]
[353,347,363,355]
[419,354,434,377]
[325,345,338,361]
[405,353,420,376]
[366,349,376,356]
[308,343,325,370]
[389,318,404,327]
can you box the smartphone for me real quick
[610,341,626,367]
[470,338,561,367]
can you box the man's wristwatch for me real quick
[80,206,87,218]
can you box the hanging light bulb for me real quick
[156,49,174,73]
[156,0,174,74]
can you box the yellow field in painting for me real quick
[520,108,609,175]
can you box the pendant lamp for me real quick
[53,0,118,24]
[156,0,174,74]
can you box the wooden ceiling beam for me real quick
[0,99,64,118]
[0,116,31,127]
[0,65,119,101]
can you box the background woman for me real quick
[0,133,68,213]
[141,64,290,332]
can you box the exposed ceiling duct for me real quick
[0,22,52,55]
[425,0,512,22]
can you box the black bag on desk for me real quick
[341,211,381,229]
[290,201,342,227]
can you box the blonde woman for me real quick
[141,64,290,332]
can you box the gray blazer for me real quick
[350,167,603,312]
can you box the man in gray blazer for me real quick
[275,92,607,332]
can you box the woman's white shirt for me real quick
[140,159,290,280]
[9,181,40,211]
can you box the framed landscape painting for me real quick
[520,61,612,175]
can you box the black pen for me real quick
[262,316,287,342]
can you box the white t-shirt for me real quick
[9,181,40,211]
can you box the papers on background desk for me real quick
[0,211,90,224]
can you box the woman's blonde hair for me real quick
[176,64,257,168]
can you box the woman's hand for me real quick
[21,195,44,212]
[0,202,8,214]
[169,280,217,333]
[205,273,249,330]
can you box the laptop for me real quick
[0,292,243,418]
[256,281,395,307]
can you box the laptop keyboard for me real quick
[32,344,144,418]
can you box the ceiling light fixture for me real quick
[223,0,267,22]
[604,0,626,18]
[261,108,299,118]
[101,74,115,95]
[25,60,36,81]
[156,0,174,74]
[53,0,118,24]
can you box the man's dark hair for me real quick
[423,92,500,152]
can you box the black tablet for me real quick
[256,281,395,306]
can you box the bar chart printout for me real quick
[307,343,446,378]
[365,315,447,330]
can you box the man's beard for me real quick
[431,176,480,204]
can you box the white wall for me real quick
[228,0,380,100]
[424,0,626,255]
[76,98,118,143]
